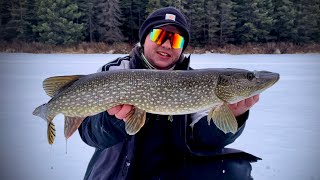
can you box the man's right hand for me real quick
[107,105,134,121]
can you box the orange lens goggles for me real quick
[150,29,185,49]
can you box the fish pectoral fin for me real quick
[64,116,86,139]
[47,121,56,145]
[125,107,146,135]
[43,75,83,97]
[208,103,238,134]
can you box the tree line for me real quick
[1,0,319,47]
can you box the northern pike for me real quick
[33,68,280,144]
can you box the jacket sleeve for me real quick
[187,110,249,152]
[78,111,129,149]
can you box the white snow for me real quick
[0,53,319,180]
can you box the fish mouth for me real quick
[255,71,280,92]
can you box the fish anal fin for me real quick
[125,107,146,135]
[208,103,238,134]
[43,75,83,97]
[47,121,56,145]
[64,116,85,139]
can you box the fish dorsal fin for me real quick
[43,75,83,97]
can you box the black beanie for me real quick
[139,7,190,51]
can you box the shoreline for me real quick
[1,41,320,55]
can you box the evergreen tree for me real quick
[217,0,236,46]
[119,0,135,43]
[308,0,320,42]
[145,0,161,16]
[77,0,99,42]
[26,0,38,41]
[3,0,35,41]
[233,0,272,43]
[33,0,84,45]
[120,0,148,43]
[171,0,184,9]
[135,0,149,29]
[317,1,320,42]
[1,0,318,46]
[95,0,125,43]
[160,0,173,7]
[294,0,320,43]
[271,0,297,42]
[233,0,255,43]
[0,0,12,41]
[189,0,206,45]
[176,0,192,22]
[206,0,219,45]
[256,0,274,42]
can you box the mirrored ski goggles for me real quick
[149,28,185,49]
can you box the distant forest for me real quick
[1,0,319,47]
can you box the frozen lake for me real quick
[0,53,319,180]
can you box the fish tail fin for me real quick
[33,104,56,144]
[33,104,48,122]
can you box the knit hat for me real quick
[139,7,190,51]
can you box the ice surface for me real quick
[0,53,319,180]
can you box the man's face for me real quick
[143,25,184,70]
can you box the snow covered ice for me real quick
[0,53,319,180]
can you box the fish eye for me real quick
[247,73,255,81]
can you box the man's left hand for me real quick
[229,94,260,117]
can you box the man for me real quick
[79,7,260,180]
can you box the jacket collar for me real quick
[129,46,191,70]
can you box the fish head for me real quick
[215,69,280,103]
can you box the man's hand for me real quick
[107,104,134,121]
[108,95,259,120]
[229,94,260,117]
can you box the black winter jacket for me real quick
[79,47,261,180]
